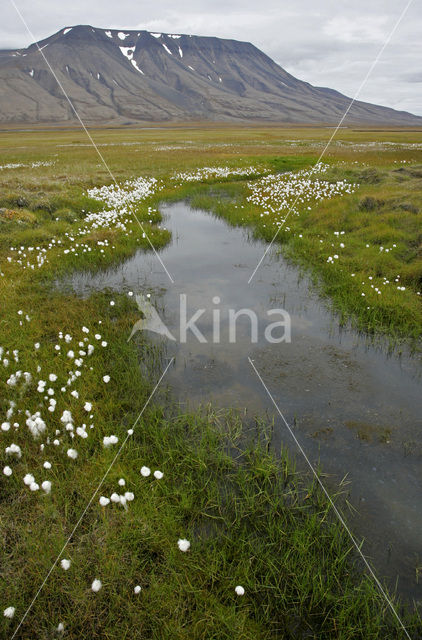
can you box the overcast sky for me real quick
[2,0,421,115]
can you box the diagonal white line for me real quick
[9,0,174,284]
[248,357,412,639]
[10,357,174,639]
[248,0,414,284]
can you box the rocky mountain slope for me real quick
[0,25,420,125]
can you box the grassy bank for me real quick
[1,281,420,638]
[0,126,421,638]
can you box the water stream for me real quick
[64,201,422,606]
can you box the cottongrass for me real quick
[172,166,261,183]
[101,491,134,508]
[140,466,151,477]
[91,579,102,592]
[23,473,34,485]
[87,176,161,210]
[235,585,245,596]
[6,443,21,458]
[41,480,51,494]
[3,606,15,618]
[246,163,357,229]
[177,539,190,552]
[103,435,118,447]
[60,559,71,571]
[134,585,141,594]
[5,175,164,272]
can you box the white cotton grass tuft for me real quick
[118,478,125,486]
[43,461,52,469]
[23,473,34,485]
[103,435,118,447]
[6,443,21,458]
[60,558,71,570]
[67,448,78,459]
[140,466,151,477]
[153,470,163,480]
[3,466,12,476]
[102,375,110,383]
[134,585,141,594]
[41,480,52,494]
[91,578,102,592]
[57,622,64,633]
[235,585,245,596]
[3,606,15,618]
[61,410,73,424]
[99,496,110,506]
[177,538,190,552]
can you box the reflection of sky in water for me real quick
[65,201,422,606]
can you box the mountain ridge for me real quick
[0,24,420,126]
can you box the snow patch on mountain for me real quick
[119,46,135,61]
[131,59,144,75]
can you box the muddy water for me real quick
[66,201,422,606]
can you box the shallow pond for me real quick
[65,200,422,606]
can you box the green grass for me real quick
[0,125,421,638]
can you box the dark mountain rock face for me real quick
[0,25,419,125]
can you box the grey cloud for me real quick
[405,73,422,83]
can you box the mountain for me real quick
[0,25,420,126]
